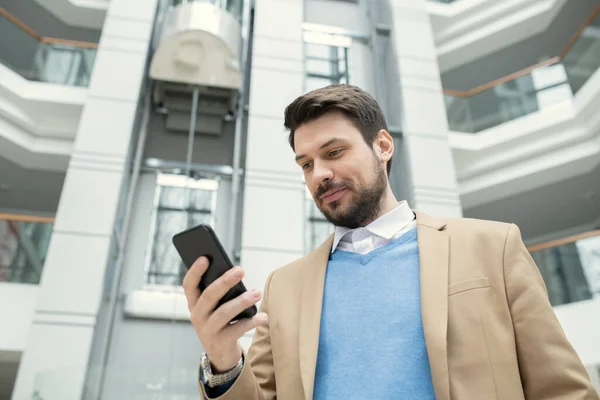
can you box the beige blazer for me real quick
[200,212,598,400]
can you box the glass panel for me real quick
[530,234,600,306]
[306,59,332,75]
[445,63,572,133]
[225,0,244,22]
[146,176,218,286]
[0,218,53,285]
[305,76,335,92]
[563,12,600,94]
[305,42,331,59]
[302,29,350,244]
[0,14,96,87]
[304,38,350,92]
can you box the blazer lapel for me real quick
[415,211,450,400]
[298,235,332,400]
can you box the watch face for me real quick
[200,365,210,385]
[200,355,211,385]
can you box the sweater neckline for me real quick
[329,228,418,265]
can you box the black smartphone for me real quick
[172,224,257,322]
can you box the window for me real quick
[304,187,333,253]
[303,24,352,92]
[302,26,351,251]
[305,43,350,92]
[145,173,218,285]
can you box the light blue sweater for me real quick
[313,228,436,400]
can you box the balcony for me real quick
[445,6,600,133]
[0,8,94,173]
[0,8,97,87]
[0,214,54,285]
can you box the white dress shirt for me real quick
[331,201,416,254]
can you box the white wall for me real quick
[0,284,38,352]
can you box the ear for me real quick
[373,130,394,164]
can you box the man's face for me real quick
[294,111,388,229]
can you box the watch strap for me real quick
[202,353,244,388]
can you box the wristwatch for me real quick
[200,353,244,388]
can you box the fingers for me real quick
[194,266,246,323]
[182,256,209,310]
[208,289,262,330]
[221,312,269,343]
[185,260,263,338]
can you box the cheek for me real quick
[340,165,365,185]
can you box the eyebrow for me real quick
[295,138,345,162]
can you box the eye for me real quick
[302,161,313,170]
[328,149,343,157]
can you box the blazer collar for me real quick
[298,211,450,400]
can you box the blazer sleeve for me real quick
[200,271,277,400]
[503,224,599,399]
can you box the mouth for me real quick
[320,188,347,204]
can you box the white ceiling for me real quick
[0,154,65,215]
[463,163,600,243]
[1,0,102,42]
[32,0,108,30]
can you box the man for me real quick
[183,84,599,399]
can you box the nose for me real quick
[311,159,334,186]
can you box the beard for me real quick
[315,155,387,229]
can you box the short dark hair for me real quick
[284,84,392,175]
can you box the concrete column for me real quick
[238,0,305,350]
[11,0,157,398]
[388,0,462,217]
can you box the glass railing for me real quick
[529,230,600,307]
[170,0,244,22]
[0,9,97,87]
[0,214,54,285]
[445,8,600,133]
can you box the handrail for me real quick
[0,7,98,49]
[444,3,600,98]
[0,213,55,224]
[527,229,600,253]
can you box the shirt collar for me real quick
[331,201,414,253]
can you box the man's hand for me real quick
[183,256,268,373]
